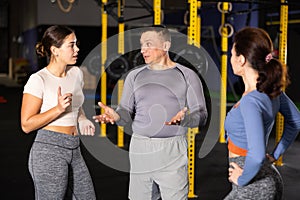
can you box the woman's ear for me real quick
[50,46,58,57]
[239,54,246,66]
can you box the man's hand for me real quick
[165,107,188,125]
[93,102,120,124]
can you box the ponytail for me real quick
[256,58,289,99]
[35,42,46,57]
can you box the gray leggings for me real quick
[224,156,283,200]
[28,129,96,200]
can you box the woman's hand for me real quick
[79,119,95,136]
[266,153,276,163]
[228,162,243,185]
[56,86,72,113]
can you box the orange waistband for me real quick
[227,138,247,156]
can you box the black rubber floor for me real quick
[1,85,299,200]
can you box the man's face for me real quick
[140,31,167,65]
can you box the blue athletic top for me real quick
[115,64,207,138]
[225,90,300,186]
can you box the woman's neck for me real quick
[242,65,258,95]
[46,63,67,77]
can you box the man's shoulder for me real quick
[126,65,148,76]
[175,63,195,73]
[175,63,199,79]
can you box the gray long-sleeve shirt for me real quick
[116,63,207,138]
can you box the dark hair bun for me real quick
[35,42,46,57]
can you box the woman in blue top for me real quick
[224,27,300,199]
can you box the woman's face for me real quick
[56,33,79,65]
[230,44,243,76]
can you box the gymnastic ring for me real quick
[217,2,232,14]
[184,10,189,25]
[161,10,164,24]
[218,23,234,38]
[56,0,75,13]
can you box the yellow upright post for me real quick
[187,126,198,198]
[187,0,199,47]
[275,0,288,166]
[197,1,201,46]
[117,0,125,147]
[153,0,161,24]
[219,2,229,143]
[100,0,108,137]
[187,1,201,198]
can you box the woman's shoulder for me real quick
[29,67,47,79]
[67,65,80,73]
[240,90,271,106]
[65,66,83,78]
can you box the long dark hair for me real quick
[35,25,74,58]
[233,27,289,98]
